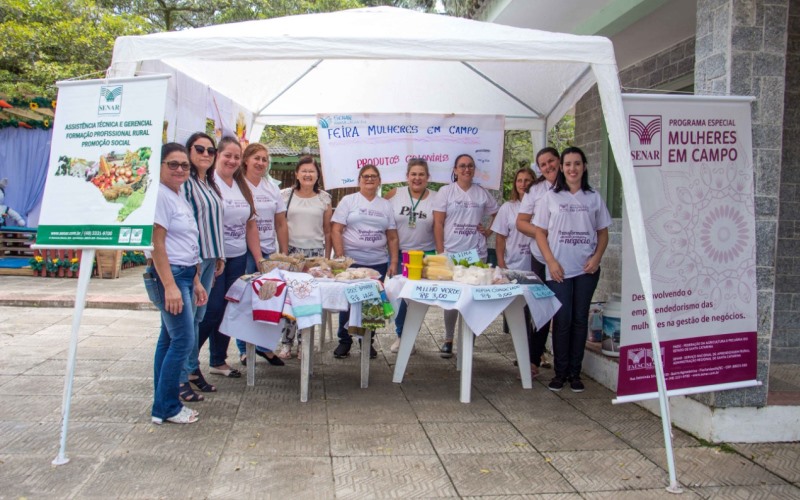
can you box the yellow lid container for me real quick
[407,250,424,267]
[405,264,423,280]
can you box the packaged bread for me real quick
[423,266,453,280]
[423,254,451,266]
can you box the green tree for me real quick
[261,125,319,152]
[0,0,151,99]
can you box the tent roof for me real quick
[109,6,619,131]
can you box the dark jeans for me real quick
[547,269,600,379]
[337,262,388,345]
[198,252,247,367]
[529,259,551,367]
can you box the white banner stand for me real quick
[51,249,96,465]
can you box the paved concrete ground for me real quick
[1,270,799,499]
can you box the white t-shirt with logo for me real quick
[332,192,397,265]
[249,178,286,256]
[490,200,532,271]
[151,183,201,267]
[532,188,612,280]
[432,183,499,260]
[519,180,553,263]
[389,188,437,252]
[215,172,252,258]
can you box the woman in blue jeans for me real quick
[533,147,611,393]
[180,132,225,402]
[145,142,207,424]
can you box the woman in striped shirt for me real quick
[179,132,225,401]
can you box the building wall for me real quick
[773,0,800,364]
[576,0,793,408]
[574,37,696,301]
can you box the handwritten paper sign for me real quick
[345,282,380,304]
[450,249,480,265]
[528,284,555,299]
[472,284,523,301]
[410,283,461,302]
[317,113,505,189]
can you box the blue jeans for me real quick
[547,270,600,379]
[236,252,271,355]
[198,252,247,367]
[144,264,196,420]
[182,257,216,383]
[337,262,388,345]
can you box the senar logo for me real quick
[629,115,662,167]
[98,86,123,115]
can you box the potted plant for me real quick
[29,255,44,276]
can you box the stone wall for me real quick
[694,0,789,407]
[574,37,696,301]
[774,0,800,364]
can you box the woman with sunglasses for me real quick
[145,143,206,424]
[178,133,224,402]
[331,165,399,359]
[198,136,261,379]
[234,142,288,367]
[432,154,499,358]
[276,156,333,359]
[533,146,611,393]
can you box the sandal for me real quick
[189,370,216,393]
[209,365,242,378]
[257,350,285,366]
[277,344,292,359]
[239,355,247,367]
[179,383,204,402]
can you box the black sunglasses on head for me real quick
[193,145,217,155]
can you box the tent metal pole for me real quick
[461,62,544,118]
[254,60,323,117]
[52,248,96,466]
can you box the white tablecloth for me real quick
[385,276,561,402]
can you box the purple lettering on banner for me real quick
[616,331,757,397]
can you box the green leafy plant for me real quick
[29,255,44,271]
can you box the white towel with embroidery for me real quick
[251,270,287,325]
[280,270,323,330]
[224,277,249,303]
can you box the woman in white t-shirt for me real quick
[491,166,537,375]
[515,147,561,373]
[432,153,499,358]
[198,137,261,379]
[384,158,438,353]
[331,165,399,359]
[234,143,289,366]
[277,156,332,359]
[533,147,611,393]
[144,143,207,424]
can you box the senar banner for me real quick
[618,94,758,401]
[317,113,505,189]
[36,75,169,248]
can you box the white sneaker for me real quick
[153,406,199,425]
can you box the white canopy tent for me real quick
[106,6,679,489]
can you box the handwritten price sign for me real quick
[450,249,480,264]
[345,282,380,304]
[471,284,523,301]
[410,283,461,302]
